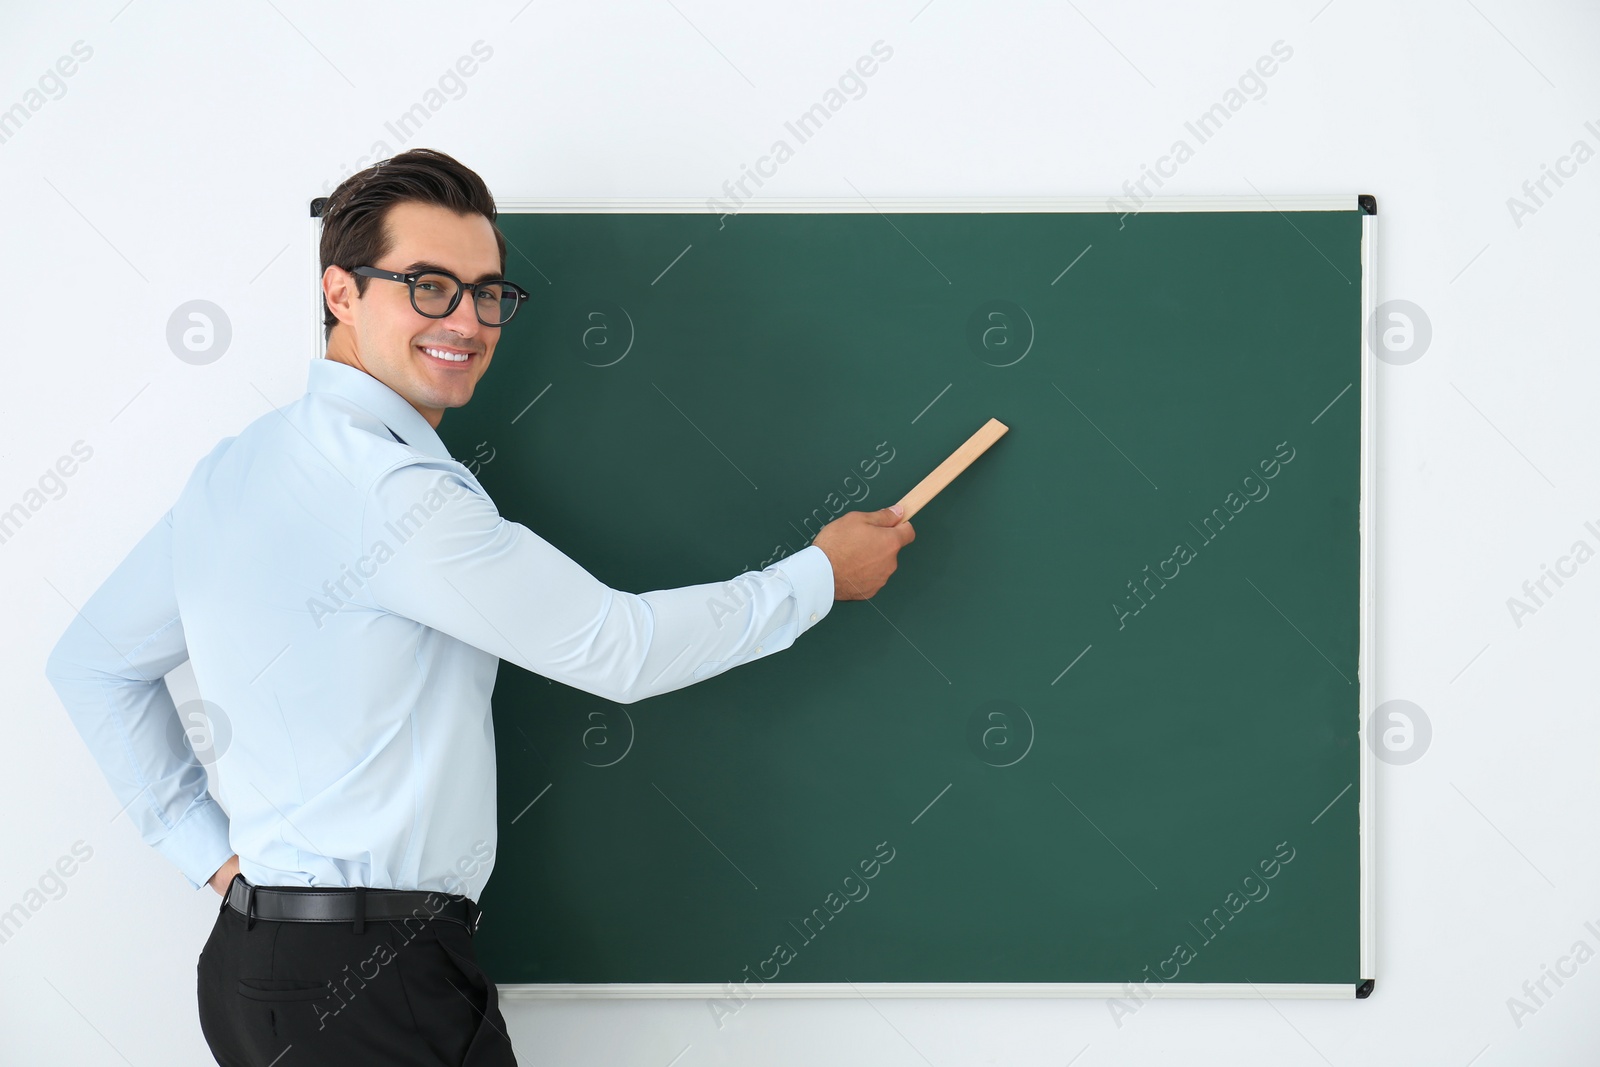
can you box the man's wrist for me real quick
[207,855,240,895]
[772,545,835,632]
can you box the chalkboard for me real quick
[317,195,1376,998]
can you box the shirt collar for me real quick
[306,357,453,462]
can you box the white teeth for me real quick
[422,347,469,362]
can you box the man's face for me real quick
[323,200,503,427]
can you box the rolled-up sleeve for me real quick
[361,460,835,704]
[44,508,234,890]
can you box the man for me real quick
[44,147,914,1066]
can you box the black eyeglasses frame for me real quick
[352,265,529,326]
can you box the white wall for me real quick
[3,0,1597,1063]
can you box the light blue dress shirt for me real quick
[45,357,835,900]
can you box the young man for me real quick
[44,148,914,1066]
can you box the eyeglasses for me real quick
[353,265,529,326]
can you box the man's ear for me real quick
[322,265,359,327]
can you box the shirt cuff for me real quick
[153,793,234,891]
[769,544,835,635]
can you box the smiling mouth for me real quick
[417,344,475,365]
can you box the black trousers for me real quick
[197,887,519,1065]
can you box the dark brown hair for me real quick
[319,148,505,341]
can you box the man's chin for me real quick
[426,383,479,411]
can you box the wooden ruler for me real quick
[894,417,1009,521]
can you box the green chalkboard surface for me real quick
[426,199,1372,994]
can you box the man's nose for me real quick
[441,293,485,338]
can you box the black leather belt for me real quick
[225,875,481,935]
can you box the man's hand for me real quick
[208,855,241,896]
[811,505,915,601]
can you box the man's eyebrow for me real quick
[402,260,502,283]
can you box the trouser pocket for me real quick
[237,977,336,1002]
[434,925,519,1065]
